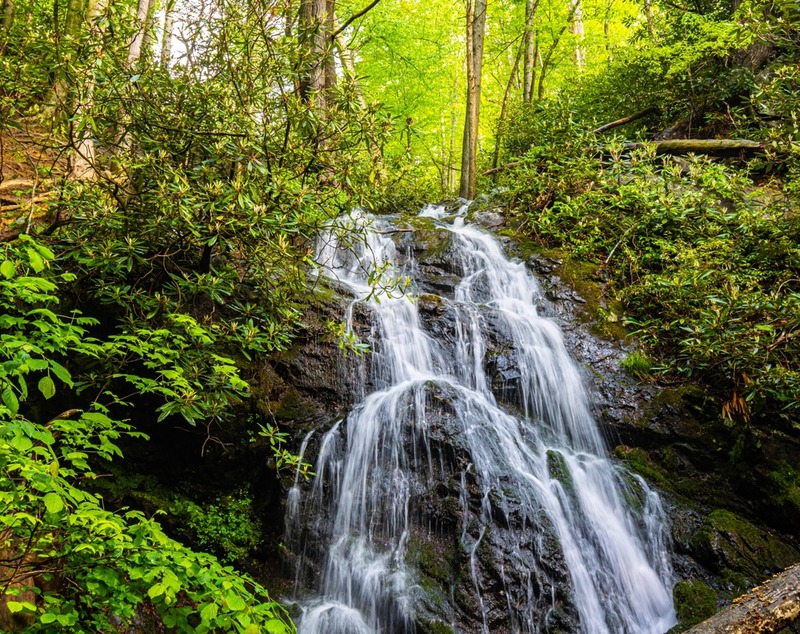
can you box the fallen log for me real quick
[592,106,659,134]
[685,563,800,634]
[0,179,34,193]
[623,139,766,156]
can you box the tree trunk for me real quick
[570,0,585,68]
[160,0,175,67]
[127,0,155,66]
[446,71,458,191]
[604,0,614,61]
[1,0,12,35]
[298,0,329,110]
[522,0,538,103]
[492,40,523,171]
[622,139,765,155]
[323,0,336,92]
[644,0,655,37]
[284,0,294,38]
[592,106,658,134]
[685,564,800,634]
[69,0,108,180]
[459,0,486,199]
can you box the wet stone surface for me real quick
[272,209,799,633]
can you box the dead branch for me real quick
[592,106,659,134]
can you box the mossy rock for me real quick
[405,216,457,263]
[416,619,455,634]
[614,446,674,494]
[689,509,800,594]
[273,387,319,421]
[767,460,800,524]
[671,579,717,630]
[546,450,574,493]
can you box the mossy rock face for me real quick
[672,579,717,629]
[416,619,455,634]
[689,509,800,594]
[546,450,574,493]
[273,387,319,421]
[766,460,800,527]
[614,446,674,494]
[405,216,457,264]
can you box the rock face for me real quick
[271,207,799,633]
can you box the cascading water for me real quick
[289,205,676,633]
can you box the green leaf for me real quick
[2,387,19,414]
[224,592,246,611]
[200,602,219,622]
[43,492,64,514]
[38,375,56,399]
[0,259,15,279]
[6,601,36,614]
[27,358,49,371]
[26,247,45,273]
[265,619,288,634]
[49,361,73,387]
[10,435,33,452]
[148,583,165,599]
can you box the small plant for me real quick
[259,423,315,479]
[620,350,654,379]
[173,490,263,565]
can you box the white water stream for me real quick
[291,205,676,633]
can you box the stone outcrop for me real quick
[273,205,799,633]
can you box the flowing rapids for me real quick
[289,206,676,633]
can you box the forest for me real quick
[0,0,798,630]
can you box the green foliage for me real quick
[0,237,294,632]
[257,423,314,478]
[499,127,800,434]
[171,490,262,565]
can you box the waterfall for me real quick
[291,206,676,633]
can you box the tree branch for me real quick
[592,106,659,134]
[331,0,382,39]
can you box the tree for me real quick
[570,0,585,67]
[298,0,334,110]
[523,0,539,103]
[459,0,487,199]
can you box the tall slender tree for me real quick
[459,0,486,199]
[570,0,585,68]
[522,0,538,103]
[128,0,157,66]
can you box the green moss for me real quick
[416,620,455,634]
[614,446,674,494]
[547,450,574,493]
[768,461,800,515]
[408,536,457,587]
[690,509,800,594]
[620,350,653,379]
[669,579,717,634]
[672,579,717,628]
[274,387,316,421]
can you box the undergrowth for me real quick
[495,116,800,445]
